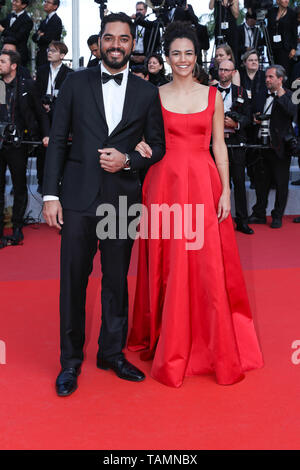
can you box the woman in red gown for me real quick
[128,22,263,388]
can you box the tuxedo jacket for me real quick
[0,12,33,65]
[215,84,251,141]
[43,66,166,210]
[35,63,74,136]
[253,88,297,159]
[0,76,40,138]
[267,6,298,53]
[32,13,63,66]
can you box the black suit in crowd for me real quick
[267,6,298,81]
[35,63,74,136]
[237,23,264,65]
[251,88,297,220]
[43,66,165,369]
[87,57,100,68]
[0,75,40,235]
[35,63,73,188]
[216,83,251,225]
[213,3,238,62]
[132,15,160,58]
[240,68,267,186]
[32,13,63,67]
[0,12,33,66]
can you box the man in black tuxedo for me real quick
[0,50,40,248]
[249,65,297,229]
[32,0,62,67]
[42,13,165,397]
[217,59,253,235]
[0,0,33,66]
[35,41,73,192]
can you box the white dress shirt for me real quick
[135,25,145,54]
[43,63,129,202]
[46,63,63,97]
[244,23,255,49]
[101,62,129,136]
[45,11,56,24]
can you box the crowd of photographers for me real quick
[0,0,300,249]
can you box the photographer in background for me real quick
[0,50,40,247]
[32,0,62,68]
[249,65,297,229]
[267,0,297,83]
[216,59,253,235]
[35,41,73,192]
[0,0,33,66]
[131,1,160,64]
[209,0,239,63]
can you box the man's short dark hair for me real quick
[136,2,147,9]
[100,12,136,40]
[49,41,68,55]
[21,0,30,6]
[87,34,99,47]
[131,64,149,77]
[53,0,60,7]
[2,37,17,46]
[0,50,21,66]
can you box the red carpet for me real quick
[1,217,300,450]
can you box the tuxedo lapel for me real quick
[88,65,107,129]
[109,72,136,138]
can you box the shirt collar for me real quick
[47,12,56,21]
[50,62,63,74]
[15,11,25,18]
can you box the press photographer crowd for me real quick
[0,0,300,250]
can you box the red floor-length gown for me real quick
[128,86,263,387]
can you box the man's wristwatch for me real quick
[124,153,131,170]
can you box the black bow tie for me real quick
[218,86,231,94]
[11,13,17,18]
[268,92,276,98]
[101,72,123,86]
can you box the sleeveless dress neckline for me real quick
[159,86,211,116]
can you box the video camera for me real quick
[244,0,273,21]
[0,122,22,150]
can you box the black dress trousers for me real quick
[59,196,135,370]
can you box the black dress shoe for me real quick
[293,216,300,223]
[97,356,145,382]
[55,367,81,397]
[291,179,300,186]
[0,237,7,249]
[248,214,267,224]
[270,218,282,229]
[236,223,254,235]
[7,227,24,245]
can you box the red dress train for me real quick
[128,86,263,387]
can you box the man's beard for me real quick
[100,47,132,70]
